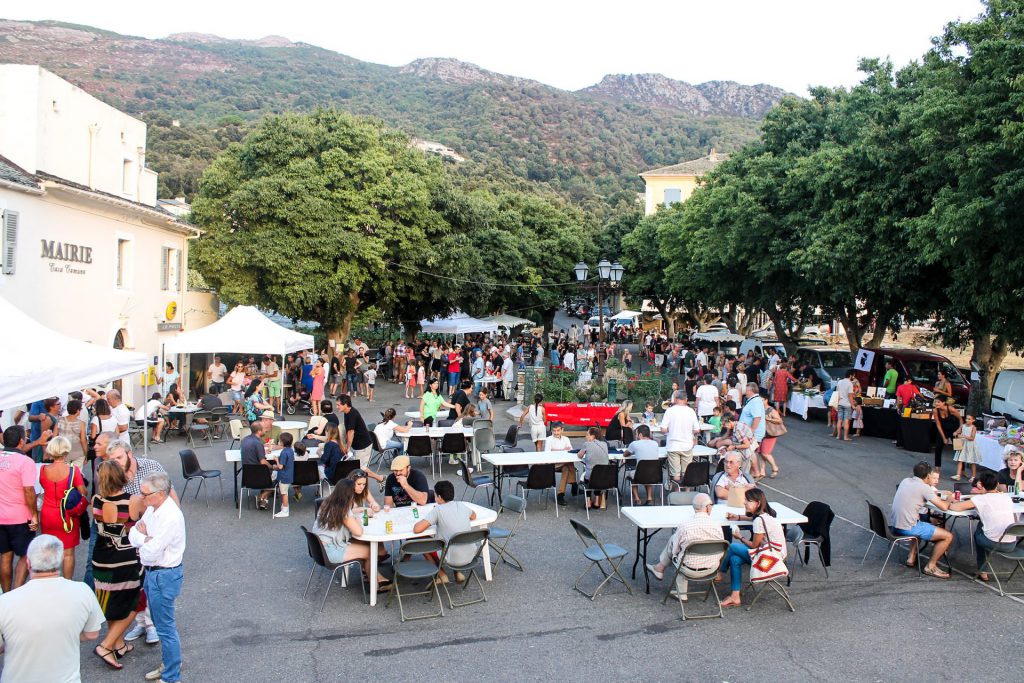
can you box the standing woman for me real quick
[933,370,954,402]
[90,399,118,440]
[622,348,633,371]
[91,460,143,670]
[58,398,89,470]
[310,359,326,416]
[420,378,455,427]
[329,354,342,397]
[519,393,548,451]
[229,361,248,414]
[758,396,783,479]
[933,396,963,471]
[771,362,795,417]
[38,437,88,579]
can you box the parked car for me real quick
[852,347,970,404]
[991,369,1024,422]
[795,347,855,391]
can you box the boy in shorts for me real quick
[274,432,295,518]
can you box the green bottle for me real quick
[362,509,369,526]
[412,503,419,520]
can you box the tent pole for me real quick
[143,354,150,457]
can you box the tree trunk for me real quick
[332,291,361,349]
[653,299,671,335]
[838,303,864,352]
[766,305,808,357]
[863,308,894,349]
[967,332,1007,417]
[541,308,556,348]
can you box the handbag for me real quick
[61,465,84,515]
[748,514,789,582]
[952,437,964,451]
[765,411,788,437]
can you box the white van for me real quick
[991,370,1024,423]
[738,337,827,358]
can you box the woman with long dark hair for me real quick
[313,479,389,589]
[717,488,786,608]
[244,378,272,423]
[89,399,117,440]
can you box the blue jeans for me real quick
[145,565,184,682]
[346,374,359,394]
[975,526,1018,570]
[83,518,98,589]
[719,542,752,592]
[448,372,460,393]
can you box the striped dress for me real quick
[91,492,143,620]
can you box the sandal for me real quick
[950,475,961,481]
[114,643,134,658]
[769,469,779,479]
[94,646,123,670]
[923,566,950,579]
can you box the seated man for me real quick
[413,479,479,582]
[576,427,610,509]
[135,392,167,444]
[710,451,755,504]
[890,461,954,578]
[383,455,430,507]
[544,423,575,507]
[645,492,725,599]
[240,420,274,510]
[625,424,661,505]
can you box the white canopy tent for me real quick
[480,313,534,330]
[162,305,314,356]
[0,297,148,410]
[418,312,499,335]
[610,309,642,321]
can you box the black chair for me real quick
[326,460,361,490]
[439,432,468,477]
[498,425,519,449]
[456,457,495,505]
[301,525,365,611]
[621,426,635,446]
[238,464,276,519]
[292,460,322,499]
[516,464,557,516]
[208,406,232,439]
[437,418,456,428]
[386,538,446,622]
[861,500,921,578]
[579,464,620,519]
[438,529,490,609]
[369,431,400,474]
[679,461,711,493]
[627,459,665,506]
[790,501,833,584]
[406,436,434,472]
[178,449,222,506]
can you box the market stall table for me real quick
[543,402,620,427]
[860,405,899,439]
[788,393,826,420]
[899,416,934,454]
[623,503,808,593]
[362,501,497,606]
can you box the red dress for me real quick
[39,464,87,549]
[772,369,794,403]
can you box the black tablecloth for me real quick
[861,406,899,439]
[898,416,934,453]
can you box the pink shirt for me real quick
[0,450,37,524]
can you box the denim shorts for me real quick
[893,521,936,542]
[837,405,853,422]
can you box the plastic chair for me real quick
[627,459,665,506]
[228,419,250,450]
[981,522,1024,596]
[861,500,921,578]
[579,464,620,519]
[438,529,490,609]
[498,425,519,449]
[667,491,698,506]
[386,538,446,622]
[662,539,729,619]
[187,411,214,448]
[472,425,496,469]
[489,494,526,573]
[516,464,557,516]
[300,525,365,611]
[292,460,322,498]
[177,449,222,506]
[456,457,495,506]
[438,432,468,478]
[238,464,276,519]
[679,460,711,493]
[791,501,832,583]
[570,519,632,600]
[405,436,434,472]
[436,419,456,428]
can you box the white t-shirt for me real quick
[160,370,180,395]
[625,438,661,461]
[545,435,573,452]
[563,352,575,370]
[696,351,708,368]
[695,384,719,417]
[0,576,105,683]
[208,363,227,383]
[136,399,163,421]
[110,403,131,429]
[836,378,854,407]
[662,404,699,452]
[501,358,514,381]
[90,415,118,434]
[972,492,1019,543]
[373,420,397,446]
[727,387,741,406]
[364,368,377,385]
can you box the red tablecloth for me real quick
[543,402,619,427]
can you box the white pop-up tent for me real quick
[480,313,534,329]
[419,312,499,335]
[162,305,314,356]
[0,297,148,409]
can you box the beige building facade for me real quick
[639,150,729,216]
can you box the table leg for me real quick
[631,526,642,579]
[493,465,504,507]
[233,462,239,506]
[482,539,493,581]
[369,540,379,606]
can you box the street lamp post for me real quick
[574,258,625,377]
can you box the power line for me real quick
[386,261,590,288]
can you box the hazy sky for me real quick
[7,0,985,95]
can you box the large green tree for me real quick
[190,109,455,345]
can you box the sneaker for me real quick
[645,563,665,580]
[145,626,160,645]
[124,623,146,642]
[668,590,689,602]
[274,509,290,518]
[144,666,163,681]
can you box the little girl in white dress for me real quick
[952,414,981,481]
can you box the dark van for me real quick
[854,348,970,404]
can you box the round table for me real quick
[273,420,307,442]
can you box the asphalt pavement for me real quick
[71,368,1024,683]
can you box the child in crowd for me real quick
[852,396,864,438]
[952,414,980,481]
[274,432,295,518]
[364,363,377,402]
[405,360,417,399]
[642,402,656,423]
[708,406,723,437]
[452,405,477,431]
[291,441,308,500]
[416,360,426,397]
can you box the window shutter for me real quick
[160,248,168,290]
[175,248,182,292]
[664,188,682,207]
[2,210,18,275]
